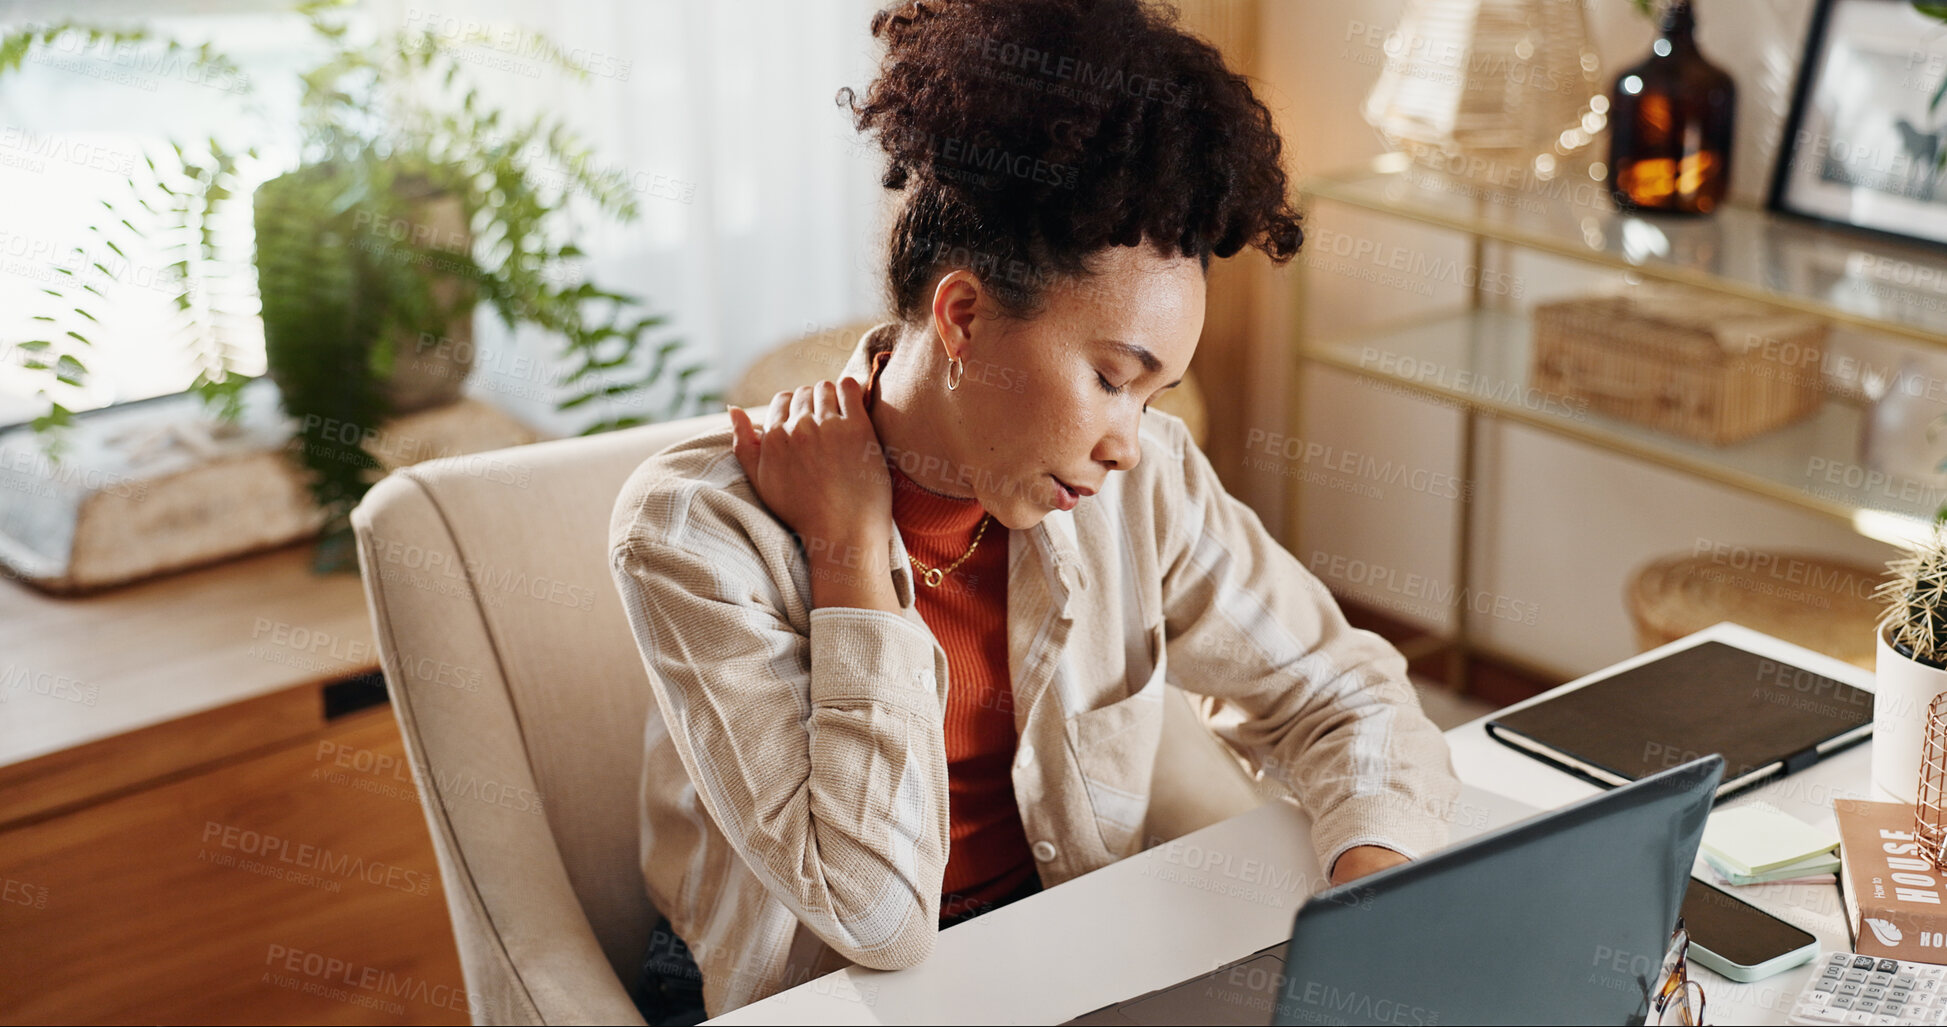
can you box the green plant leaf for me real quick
[2,6,708,491]
[30,401,74,434]
[582,414,646,433]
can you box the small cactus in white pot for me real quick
[1873,531,1947,803]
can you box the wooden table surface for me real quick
[0,541,378,827]
[0,539,471,1025]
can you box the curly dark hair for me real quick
[838,0,1304,323]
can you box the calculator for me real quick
[1788,951,1947,1024]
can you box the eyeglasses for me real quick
[1651,917,1708,1026]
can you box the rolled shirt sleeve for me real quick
[609,495,950,970]
[1155,425,1462,875]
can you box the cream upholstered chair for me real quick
[351,410,1260,1024]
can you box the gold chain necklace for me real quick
[908,514,992,588]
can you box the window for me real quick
[0,1,332,429]
[1,0,891,438]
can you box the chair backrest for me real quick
[350,411,726,1006]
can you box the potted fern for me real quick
[1874,530,1947,802]
[2,2,715,571]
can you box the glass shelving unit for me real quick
[1291,153,1947,685]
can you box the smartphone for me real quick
[1681,876,1820,982]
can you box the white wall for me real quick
[1253,0,1905,679]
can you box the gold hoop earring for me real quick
[945,355,965,391]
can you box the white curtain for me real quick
[359,0,895,436]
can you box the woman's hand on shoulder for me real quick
[728,380,898,610]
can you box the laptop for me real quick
[1069,756,1724,1026]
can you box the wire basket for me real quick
[1915,691,1947,869]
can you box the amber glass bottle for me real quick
[1606,0,1736,214]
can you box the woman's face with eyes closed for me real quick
[877,240,1206,531]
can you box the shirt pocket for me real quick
[1063,619,1167,858]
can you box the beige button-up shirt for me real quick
[607,323,1460,1018]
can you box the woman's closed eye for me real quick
[1100,371,1158,413]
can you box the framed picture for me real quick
[1769,0,1947,247]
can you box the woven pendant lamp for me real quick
[1362,0,1606,183]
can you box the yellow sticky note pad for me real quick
[1701,801,1841,878]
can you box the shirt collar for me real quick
[841,321,899,393]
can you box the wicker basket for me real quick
[0,380,540,595]
[1626,550,1884,671]
[1531,285,1829,445]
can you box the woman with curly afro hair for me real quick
[608,1,1461,1021]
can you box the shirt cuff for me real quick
[807,606,945,717]
[1310,793,1454,880]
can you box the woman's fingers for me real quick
[789,385,814,429]
[728,405,758,480]
[837,375,862,419]
[765,390,792,436]
[723,378,894,554]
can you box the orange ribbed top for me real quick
[865,351,1037,920]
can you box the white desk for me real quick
[710,621,1872,1025]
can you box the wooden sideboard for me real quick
[0,543,468,1025]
